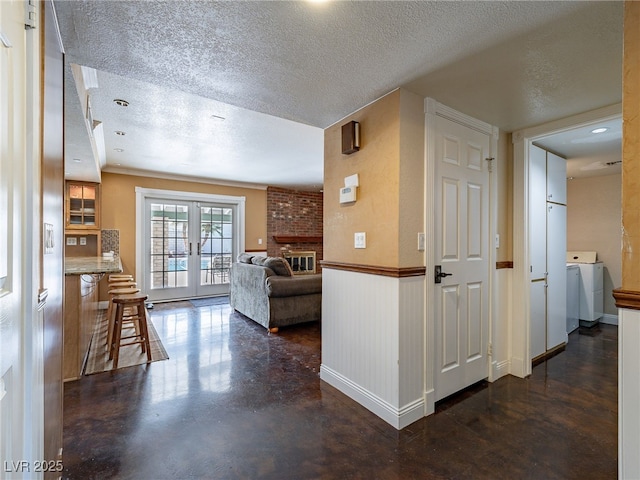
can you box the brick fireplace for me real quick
[266,187,323,271]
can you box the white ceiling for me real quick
[53,0,624,189]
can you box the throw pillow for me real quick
[263,257,293,276]
[237,253,254,264]
[251,256,267,266]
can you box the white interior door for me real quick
[434,115,490,401]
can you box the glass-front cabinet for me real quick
[65,181,101,256]
[66,182,100,229]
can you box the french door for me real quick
[143,197,237,302]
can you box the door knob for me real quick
[435,265,453,284]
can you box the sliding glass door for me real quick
[144,198,237,302]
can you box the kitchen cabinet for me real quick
[66,181,100,229]
[65,181,101,256]
[64,273,99,381]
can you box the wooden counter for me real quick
[64,256,122,381]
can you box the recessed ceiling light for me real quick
[113,99,129,107]
[115,130,126,136]
[114,148,124,153]
[591,127,609,134]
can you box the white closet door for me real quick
[546,152,567,205]
[547,203,568,349]
[530,280,547,358]
[529,145,547,280]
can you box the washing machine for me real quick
[567,251,603,326]
[566,264,580,333]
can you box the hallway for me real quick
[63,300,617,479]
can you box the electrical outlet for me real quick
[354,232,366,249]
[80,237,87,246]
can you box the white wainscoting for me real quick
[320,268,425,429]
[618,307,640,479]
[492,268,512,382]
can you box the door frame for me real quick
[135,187,246,300]
[424,98,499,414]
[511,103,621,378]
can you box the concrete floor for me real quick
[63,299,617,479]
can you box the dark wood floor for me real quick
[63,299,617,479]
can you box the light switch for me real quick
[418,233,426,251]
[66,237,77,246]
[80,237,87,246]
[354,232,366,249]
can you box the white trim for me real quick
[601,313,619,326]
[108,166,269,191]
[433,101,495,136]
[619,307,640,479]
[513,103,622,142]
[320,365,425,430]
[492,360,511,380]
[511,103,622,379]
[135,187,246,298]
[423,97,437,415]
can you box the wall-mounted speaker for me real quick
[341,120,360,155]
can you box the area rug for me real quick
[189,296,229,307]
[84,309,169,375]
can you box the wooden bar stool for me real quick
[108,281,137,289]
[109,293,151,369]
[109,274,133,282]
[106,285,141,349]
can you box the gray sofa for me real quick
[229,253,322,332]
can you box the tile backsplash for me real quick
[101,229,119,255]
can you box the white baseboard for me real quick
[320,364,425,430]
[424,388,435,416]
[509,356,528,378]
[601,313,618,326]
[491,360,510,382]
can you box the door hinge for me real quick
[25,0,37,30]
[485,157,494,173]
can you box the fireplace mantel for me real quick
[272,235,322,244]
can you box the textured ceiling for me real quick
[54,0,624,188]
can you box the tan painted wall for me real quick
[324,89,424,268]
[567,174,622,315]
[100,172,267,283]
[398,89,426,267]
[622,1,640,291]
[497,132,513,263]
